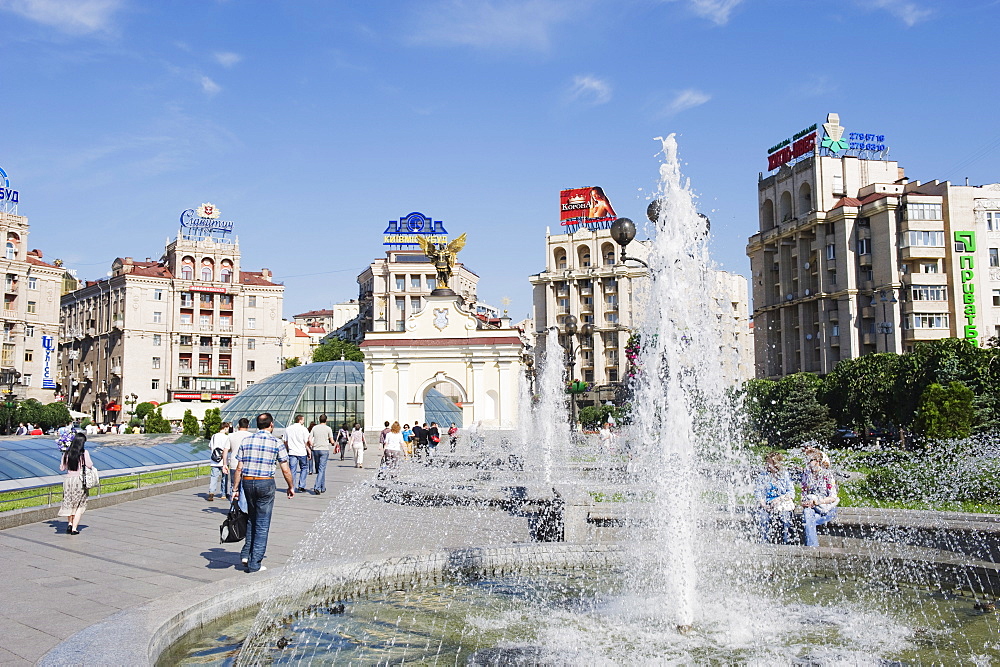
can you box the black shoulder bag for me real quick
[220,498,248,543]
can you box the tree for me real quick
[743,373,835,448]
[284,357,301,369]
[820,353,903,431]
[202,407,222,439]
[145,408,171,434]
[895,338,990,426]
[913,381,975,441]
[135,402,156,420]
[182,409,200,436]
[578,404,626,430]
[43,402,72,430]
[312,337,363,363]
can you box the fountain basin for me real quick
[40,539,1000,665]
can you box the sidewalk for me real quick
[0,456,530,665]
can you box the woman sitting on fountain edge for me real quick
[755,451,795,544]
[800,447,840,547]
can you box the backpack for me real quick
[211,447,224,463]
[338,430,349,445]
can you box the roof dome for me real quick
[221,361,365,429]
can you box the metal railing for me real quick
[0,461,211,513]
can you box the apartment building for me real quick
[0,210,65,402]
[59,206,284,420]
[747,113,1000,378]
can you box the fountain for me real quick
[156,137,1000,665]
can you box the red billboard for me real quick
[560,187,617,227]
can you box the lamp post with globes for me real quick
[874,288,899,352]
[560,314,594,429]
[124,392,139,428]
[608,218,649,269]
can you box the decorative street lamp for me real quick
[560,314,595,429]
[124,392,139,426]
[0,368,21,434]
[874,288,899,351]
[523,353,536,397]
[609,218,649,268]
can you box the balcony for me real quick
[111,365,122,375]
[829,335,840,346]
[218,369,233,376]
[579,287,593,296]
[199,324,214,332]
[218,324,233,332]
[198,370,214,376]
[198,345,214,354]
[112,318,124,329]
[179,323,193,330]
[3,309,16,318]
[219,301,234,311]
[605,302,619,311]
[4,282,17,293]
[862,333,876,345]
[858,254,872,267]
[604,283,618,293]
[900,246,946,260]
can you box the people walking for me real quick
[382,421,404,471]
[336,423,350,461]
[412,422,427,460]
[379,421,391,449]
[402,423,413,459]
[309,415,335,494]
[58,432,92,534]
[448,422,459,452]
[231,413,294,573]
[283,414,311,493]
[348,423,366,468]
[427,422,441,460]
[208,421,230,501]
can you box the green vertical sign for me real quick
[954,231,978,346]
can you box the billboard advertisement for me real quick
[560,187,618,230]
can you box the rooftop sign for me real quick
[179,202,235,241]
[383,212,449,248]
[560,187,617,230]
[766,113,890,171]
[0,165,20,215]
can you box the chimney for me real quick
[261,268,272,279]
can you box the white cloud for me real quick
[410,0,576,51]
[567,75,612,106]
[867,0,932,26]
[0,0,124,34]
[200,76,221,95]
[686,0,742,25]
[213,51,242,68]
[665,89,710,115]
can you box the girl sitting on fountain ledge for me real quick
[755,451,795,544]
[800,447,840,547]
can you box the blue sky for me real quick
[2,0,998,321]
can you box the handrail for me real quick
[0,461,211,512]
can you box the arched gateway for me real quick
[361,293,523,434]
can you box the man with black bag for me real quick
[231,413,294,573]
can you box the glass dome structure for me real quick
[220,361,365,429]
[0,435,210,482]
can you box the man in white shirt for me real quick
[224,417,253,502]
[283,414,311,493]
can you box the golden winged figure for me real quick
[417,233,467,292]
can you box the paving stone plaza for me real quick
[0,459,529,665]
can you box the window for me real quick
[910,313,949,329]
[862,268,874,282]
[247,360,255,372]
[24,350,32,362]
[200,293,214,305]
[200,314,211,327]
[151,379,160,390]
[410,275,421,289]
[856,238,871,255]
[247,317,256,330]
[153,311,163,323]
[4,243,13,260]
[411,296,421,313]
[987,211,999,232]
[395,275,405,291]
[180,312,192,325]
[906,203,942,220]
[900,230,945,248]
[248,296,257,307]
[152,357,161,369]
[153,289,163,300]
[22,374,30,386]
[179,358,191,370]
[181,265,193,280]
[247,338,256,349]
[993,289,1000,307]
[920,262,939,274]
[220,294,233,307]
[220,268,232,283]
[220,337,232,348]
[180,294,194,307]
[201,266,213,281]
[247,380,255,387]
[27,277,37,290]
[911,285,948,301]
[395,297,405,312]
[991,248,999,268]
[180,335,192,346]
[26,301,36,314]
[831,324,840,337]
[24,325,33,338]
[825,244,835,261]
[153,334,161,346]
[427,276,436,290]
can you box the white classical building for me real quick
[360,294,523,433]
